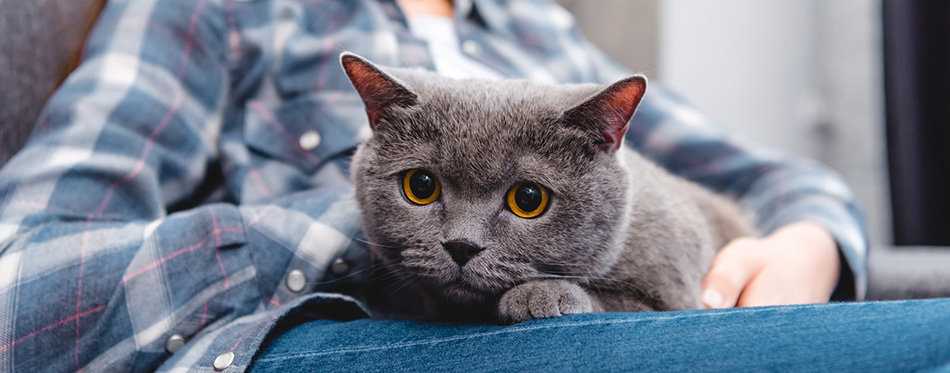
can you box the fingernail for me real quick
[703,289,723,308]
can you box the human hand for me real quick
[701,222,841,309]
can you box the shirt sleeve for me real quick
[0,0,361,371]
[574,24,868,301]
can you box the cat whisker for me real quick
[317,192,403,249]
[534,270,657,304]
[302,261,390,286]
[379,271,426,305]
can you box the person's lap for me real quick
[250,298,950,372]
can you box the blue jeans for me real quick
[250,299,950,372]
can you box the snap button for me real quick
[462,40,480,56]
[213,351,234,370]
[286,269,307,292]
[299,131,321,150]
[165,334,185,353]
[331,258,350,275]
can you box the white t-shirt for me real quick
[406,15,505,81]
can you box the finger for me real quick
[734,270,786,307]
[701,240,765,309]
[735,265,819,307]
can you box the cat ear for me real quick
[340,52,418,131]
[562,76,647,152]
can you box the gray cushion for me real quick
[0,0,93,166]
[867,247,950,300]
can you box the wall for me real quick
[556,0,659,75]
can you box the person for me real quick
[0,0,946,371]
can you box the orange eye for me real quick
[507,182,549,218]
[403,169,441,205]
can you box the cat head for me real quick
[342,53,647,304]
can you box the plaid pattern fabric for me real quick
[0,0,867,371]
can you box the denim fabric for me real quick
[0,0,868,371]
[252,299,950,372]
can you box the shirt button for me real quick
[462,40,480,56]
[331,258,350,275]
[213,351,234,370]
[279,7,295,20]
[299,131,321,150]
[286,269,307,292]
[165,334,185,353]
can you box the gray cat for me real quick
[341,53,755,323]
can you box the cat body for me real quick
[340,53,755,323]
[584,149,753,312]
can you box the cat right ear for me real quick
[562,75,647,152]
[340,52,418,131]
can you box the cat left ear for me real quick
[340,52,418,131]
[562,75,647,152]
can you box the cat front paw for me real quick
[497,280,595,324]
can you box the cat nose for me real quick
[442,240,485,267]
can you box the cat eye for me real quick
[507,182,549,218]
[402,169,441,205]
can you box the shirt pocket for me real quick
[243,91,368,174]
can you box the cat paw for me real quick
[497,280,594,324]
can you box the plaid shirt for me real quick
[0,0,867,371]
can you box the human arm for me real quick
[629,80,865,304]
[623,85,865,304]
[0,0,365,370]
[563,15,867,302]
[622,84,867,306]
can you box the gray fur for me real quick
[343,53,755,323]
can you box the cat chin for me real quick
[427,280,500,305]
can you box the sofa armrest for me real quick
[866,246,950,301]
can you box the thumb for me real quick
[701,239,764,309]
